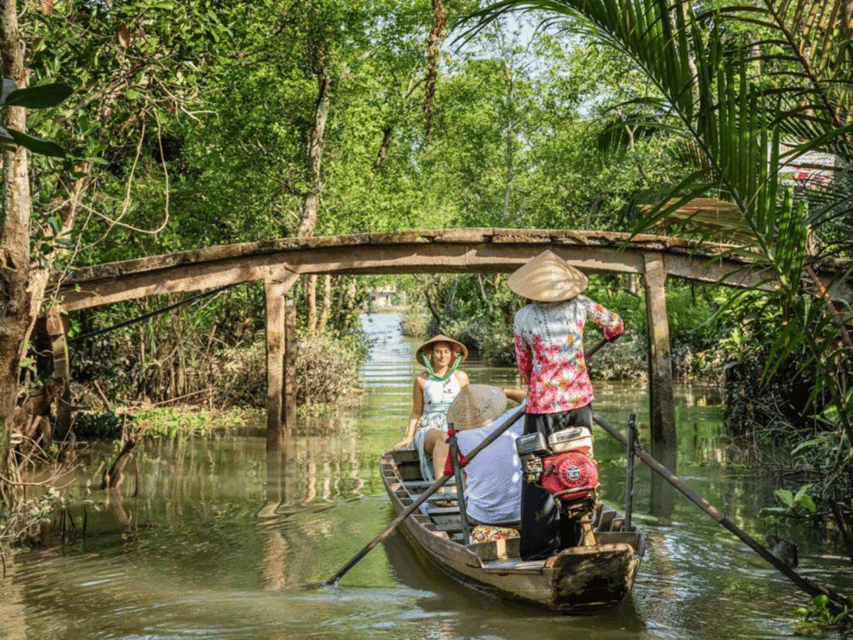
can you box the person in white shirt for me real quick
[445,385,527,527]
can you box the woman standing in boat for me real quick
[393,335,470,484]
[509,250,624,559]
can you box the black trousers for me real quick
[518,405,593,560]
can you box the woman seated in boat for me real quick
[392,335,470,485]
[445,384,528,533]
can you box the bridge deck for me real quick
[53,228,786,312]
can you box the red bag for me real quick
[442,429,469,476]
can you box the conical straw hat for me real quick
[446,384,507,431]
[415,334,468,364]
[508,250,588,302]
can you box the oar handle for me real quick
[584,335,616,360]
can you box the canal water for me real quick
[1,312,851,640]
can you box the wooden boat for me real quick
[380,448,645,613]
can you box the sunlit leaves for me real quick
[467,0,852,466]
[766,484,817,515]
[1,127,66,157]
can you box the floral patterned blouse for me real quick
[513,295,624,414]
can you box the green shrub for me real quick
[293,330,367,407]
[400,309,430,338]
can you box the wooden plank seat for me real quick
[468,537,521,560]
[403,480,434,489]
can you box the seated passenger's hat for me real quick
[415,334,468,363]
[447,384,507,430]
[508,249,588,302]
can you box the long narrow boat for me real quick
[380,448,645,613]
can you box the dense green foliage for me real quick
[17,0,688,415]
[8,0,850,492]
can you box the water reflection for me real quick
[2,312,852,640]
[648,442,678,525]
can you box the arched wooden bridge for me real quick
[47,227,848,452]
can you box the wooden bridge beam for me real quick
[56,229,816,312]
[47,228,850,454]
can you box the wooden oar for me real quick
[325,336,612,586]
[593,413,853,614]
[583,335,610,360]
[325,404,526,585]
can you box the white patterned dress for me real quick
[413,373,462,481]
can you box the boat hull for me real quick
[381,449,644,613]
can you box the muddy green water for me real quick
[1,312,850,640]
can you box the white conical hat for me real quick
[446,384,507,431]
[508,250,588,302]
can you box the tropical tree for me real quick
[1,0,82,512]
[397,18,685,366]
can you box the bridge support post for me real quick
[643,254,677,455]
[265,275,298,452]
[46,307,72,441]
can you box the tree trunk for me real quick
[294,64,330,239]
[423,283,444,328]
[501,62,515,224]
[474,274,495,321]
[318,274,331,332]
[336,276,358,329]
[1,0,42,504]
[423,0,446,146]
[372,127,393,176]
[307,274,318,332]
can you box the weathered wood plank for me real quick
[54,228,801,312]
[644,253,676,451]
[265,275,298,452]
[46,306,71,440]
